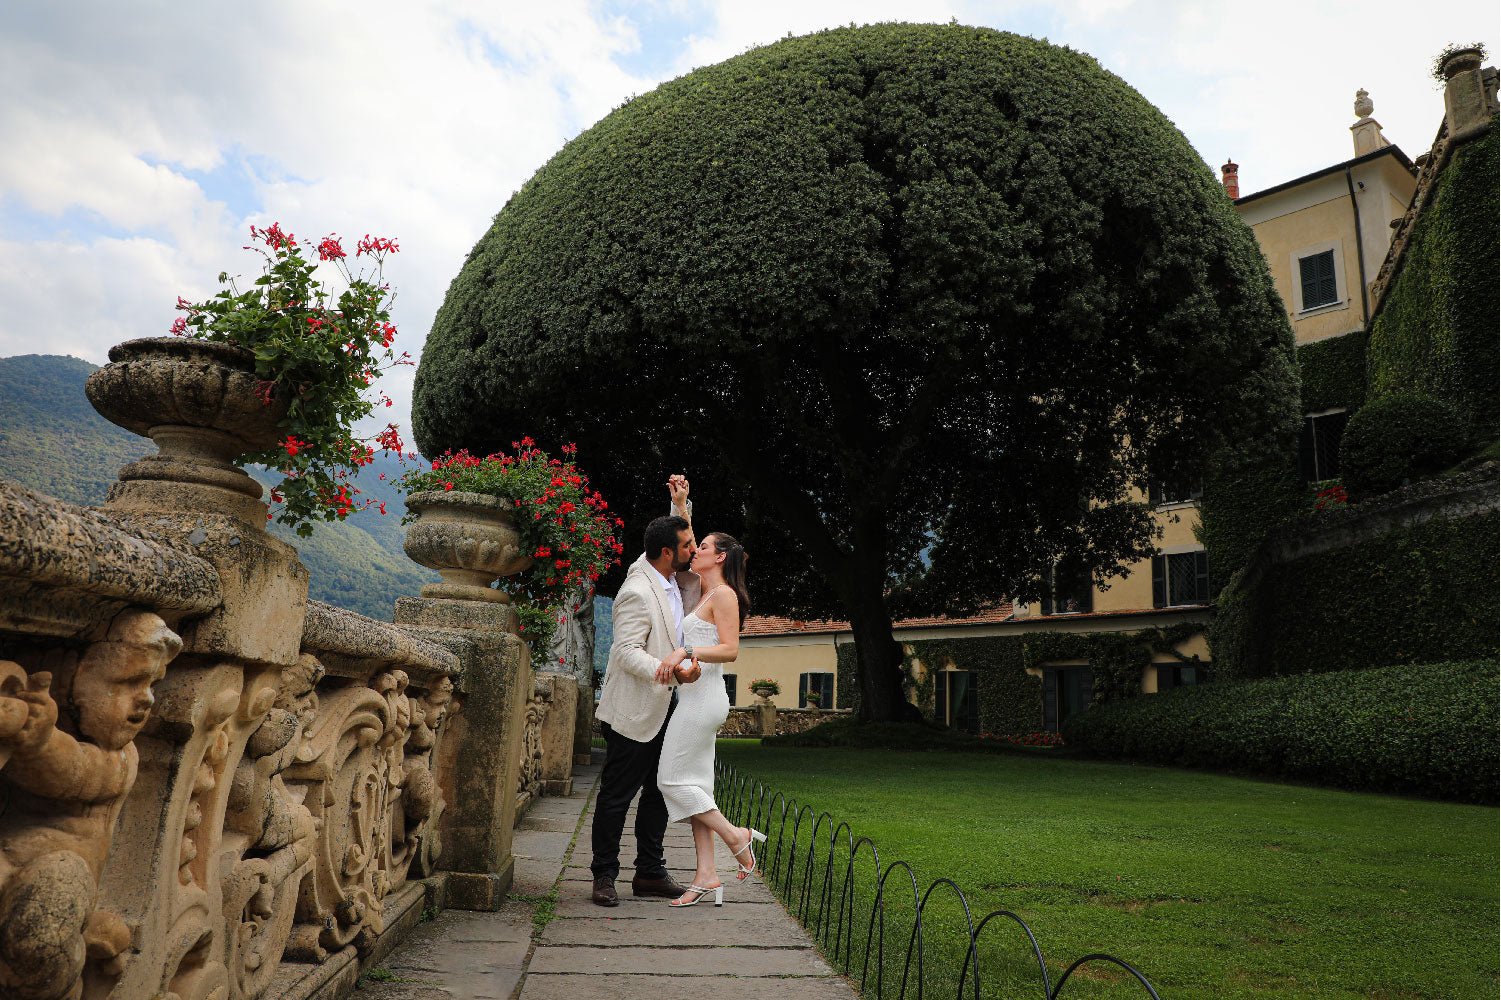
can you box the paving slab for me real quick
[376,752,857,1000]
[517,974,860,1000]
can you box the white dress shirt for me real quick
[656,565,685,646]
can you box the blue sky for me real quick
[1,0,1494,442]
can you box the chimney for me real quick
[1220,159,1240,199]
[1350,88,1389,155]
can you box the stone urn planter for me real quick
[402,491,534,603]
[85,337,289,524]
[751,685,777,703]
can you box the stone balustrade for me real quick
[0,339,579,1000]
[716,702,847,738]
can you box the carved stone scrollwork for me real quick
[0,610,181,1000]
[284,663,403,961]
[221,656,320,999]
[516,678,550,802]
[401,676,455,879]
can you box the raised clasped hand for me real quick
[656,648,687,684]
[667,473,690,506]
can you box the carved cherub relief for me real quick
[0,609,181,1000]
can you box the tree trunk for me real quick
[846,578,907,722]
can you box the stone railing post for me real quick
[536,671,578,795]
[573,682,596,766]
[756,696,778,736]
[394,490,536,912]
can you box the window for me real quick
[1156,662,1210,691]
[1040,561,1093,615]
[1148,478,1204,507]
[798,672,834,708]
[1298,410,1349,483]
[723,673,737,707]
[1152,551,1210,607]
[1042,668,1093,732]
[1298,250,1339,309]
[934,670,980,734]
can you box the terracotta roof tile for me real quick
[741,602,1014,637]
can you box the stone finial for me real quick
[1220,159,1240,200]
[1441,47,1495,141]
[1350,88,1389,155]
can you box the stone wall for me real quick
[716,703,848,738]
[0,338,579,1000]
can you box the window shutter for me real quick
[1299,250,1338,308]
[935,671,949,725]
[798,673,809,708]
[1042,670,1058,731]
[1151,556,1166,609]
[724,674,736,706]
[1194,551,1210,603]
[1148,481,1162,506]
[1158,664,1175,691]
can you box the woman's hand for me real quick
[673,657,702,685]
[655,647,688,684]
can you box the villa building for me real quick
[738,89,1421,732]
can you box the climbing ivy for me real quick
[1296,330,1368,413]
[1368,119,1499,439]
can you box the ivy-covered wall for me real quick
[1297,330,1368,413]
[1211,469,1499,679]
[836,625,1205,735]
[1368,119,1499,439]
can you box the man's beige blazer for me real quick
[596,554,703,743]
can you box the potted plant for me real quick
[804,690,822,709]
[88,223,410,533]
[749,678,780,700]
[396,440,623,652]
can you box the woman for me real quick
[655,530,765,906]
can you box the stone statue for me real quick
[547,582,596,688]
[0,609,181,1000]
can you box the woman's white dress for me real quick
[658,610,731,823]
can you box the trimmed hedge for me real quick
[1368,119,1499,439]
[1062,658,1499,802]
[1341,393,1467,499]
[1296,329,1368,413]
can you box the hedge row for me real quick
[1296,328,1368,413]
[1062,658,1499,802]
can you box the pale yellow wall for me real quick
[731,637,838,705]
[1235,153,1415,346]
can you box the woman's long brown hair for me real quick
[706,531,751,628]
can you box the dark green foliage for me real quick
[835,642,858,711]
[1295,329,1367,412]
[1261,509,1498,675]
[0,354,153,505]
[1062,658,1499,802]
[416,22,1297,719]
[1340,393,1466,498]
[1196,443,1305,595]
[764,714,1051,756]
[0,354,436,621]
[1368,119,1499,438]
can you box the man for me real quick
[590,477,703,906]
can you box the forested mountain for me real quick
[0,354,437,620]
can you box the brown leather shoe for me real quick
[592,876,618,907]
[631,872,688,899]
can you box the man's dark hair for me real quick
[643,515,690,562]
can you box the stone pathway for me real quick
[359,757,858,1000]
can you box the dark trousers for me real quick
[590,704,674,881]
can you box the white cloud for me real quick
[0,0,1496,442]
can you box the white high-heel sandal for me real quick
[733,828,767,881]
[669,884,724,907]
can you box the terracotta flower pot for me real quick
[402,491,534,603]
[85,337,290,524]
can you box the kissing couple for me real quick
[590,474,765,908]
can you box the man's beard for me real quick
[673,553,693,572]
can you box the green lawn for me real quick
[715,741,1498,999]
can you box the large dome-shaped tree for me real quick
[415,23,1297,722]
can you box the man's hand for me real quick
[673,657,702,685]
[655,648,688,684]
[667,474,690,508]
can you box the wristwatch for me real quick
[683,645,695,661]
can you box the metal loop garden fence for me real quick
[715,760,1163,999]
